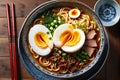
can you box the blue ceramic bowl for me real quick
[19,0,106,78]
[94,0,120,27]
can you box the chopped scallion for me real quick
[50,27,53,30]
[41,15,45,18]
[62,53,67,58]
[54,57,58,62]
[58,50,62,54]
[46,31,50,34]
[73,50,89,63]
[49,37,52,40]
[97,28,100,31]
[51,22,54,26]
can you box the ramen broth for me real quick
[28,6,100,74]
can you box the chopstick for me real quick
[6,3,18,80]
[6,3,14,80]
[12,3,18,80]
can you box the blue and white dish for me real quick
[94,0,120,27]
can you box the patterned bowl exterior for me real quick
[94,0,120,26]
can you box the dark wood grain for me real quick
[0,38,9,56]
[105,21,120,80]
[0,18,25,38]
[0,57,10,78]
[0,0,49,18]
[0,57,35,80]
[0,0,120,80]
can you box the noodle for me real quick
[57,7,70,23]
[28,6,100,74]
[29,45,39,58]
[39,57,51,67]
[33,19,42,25]
[56,7,97,32]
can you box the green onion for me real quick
[50,27,53,30]
[53,20,57,23]
[58,50,62,54]
[55,25,58,28]
[46,31,50,34]
[83,59,87,63]
[51,22,54,26]
[58,20,61,24]
[41,15,45,18]
[49,37,52,40]
[73,50,89,63]
[62,53,67,58]
[97,28,100,31]
[54,48,58,52]
[54,57,58,62]
[42,9,65,36]
[77,24,88,33]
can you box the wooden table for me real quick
[0,0,120,80]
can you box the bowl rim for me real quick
[19,0,106,78]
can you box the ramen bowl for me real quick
[19,0,106,79]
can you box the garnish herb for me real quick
[46,31,50,34]
[53,48,67,58]
[77,24,88,33]
[49,37,52,40]
[41,9,65,36]
[96,27,100,31]
[54,57,58,62]
[73,50,89,63]
[62,53,67,58]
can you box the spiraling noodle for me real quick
[28,6,100,74]
[56,7,97,31]
[57,7,71,23]
[29,45,39,58]
[39,57,51,67]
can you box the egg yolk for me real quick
[72,10,77,15]
[34,32,49,48]
[60,29,81,47]
[70,9,79,16]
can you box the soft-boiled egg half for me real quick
[28,24,53,56]
[69,9,81,18]
[53,24,85,53]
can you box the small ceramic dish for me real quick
[94,0,120,27]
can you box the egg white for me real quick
[53,24,85,53]
[53,24,72,48]
[28,24,53,56]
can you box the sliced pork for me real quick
[86,30,96,39]
[83,46,95,57]
[84,39,97,47]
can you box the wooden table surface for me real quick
[0,0,120,80]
